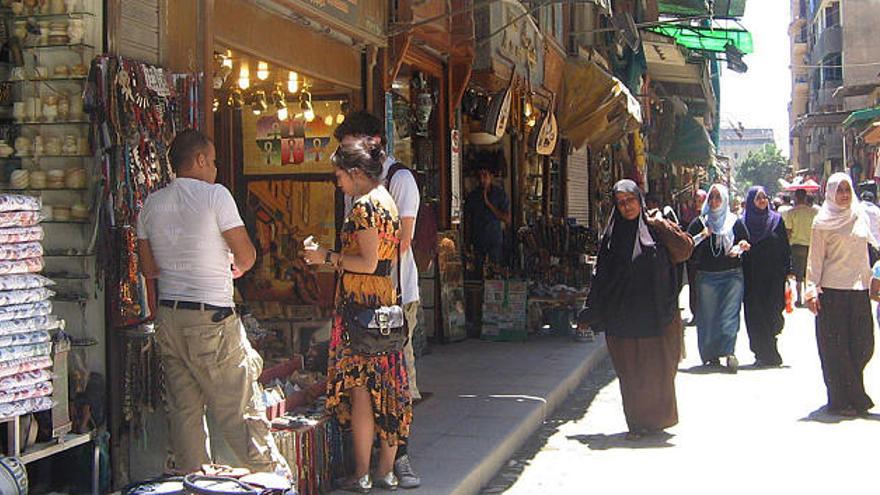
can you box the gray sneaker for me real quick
[393,455,421,489]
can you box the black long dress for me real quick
[741,220,792,365]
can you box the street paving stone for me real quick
[482,305,880,494]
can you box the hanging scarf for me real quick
[743,185,781,244]
[698,183,737,255]
[602,179,655,261]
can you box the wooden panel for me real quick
[214,0,361,90]
[163,0,200,72]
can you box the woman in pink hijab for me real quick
[806,172,875,416]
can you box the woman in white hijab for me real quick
[806,172,875,416]
[686,184,751,373]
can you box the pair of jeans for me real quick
[696,268,744,363]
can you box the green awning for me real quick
[664,116,716,165]
[842,106,880,129]
[658,0,747,18]
[647,25,753,54]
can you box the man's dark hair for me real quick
[169,129,213,174]
[861,191,875,202]
[794,189,807,202]
[645,194,661,208]
[781,194,791,203]
[333,110,385,146]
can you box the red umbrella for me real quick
[785,179,820,192]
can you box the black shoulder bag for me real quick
[339,243,408,356]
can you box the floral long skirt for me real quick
[325,316,412,446]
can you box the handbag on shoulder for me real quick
[339,244,408,356]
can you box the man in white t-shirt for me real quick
[137,129,289,475]
[859,191,880,243]
[335,111,422,489]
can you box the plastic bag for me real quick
[0,274,54,291]
[0,331,50,348]
[0,258,44,275]
[0,315,64,336]
[0,369,52,391]
[0,343,52,363]
[0,301,52,322]
[0,195,41,213]
[0,226,44,244]
[0,211,41,228]
[0,287,54,306]
[0,356,53,378]
[0,380,53,404]
[0,396,54,420]
[0,242,43,261]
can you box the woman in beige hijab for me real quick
[806,172,875,416]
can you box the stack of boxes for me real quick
[481,279,528,341]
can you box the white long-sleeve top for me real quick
[806,220,872,296]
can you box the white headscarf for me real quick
[698,183,737,254]
[813,173,872,240]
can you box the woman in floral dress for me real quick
[303,137,411,492]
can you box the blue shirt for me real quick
[464,184,509,254]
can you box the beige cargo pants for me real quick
[155,306,290,474]
[403,301,420,400]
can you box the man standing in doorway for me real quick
[464,163,511,275]
[334,111,422,489]
[782,188,817,306]
[137,129,289,475]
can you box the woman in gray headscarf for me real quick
[806,172,875,416]
[579,180,693,439]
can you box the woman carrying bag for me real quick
[578,180,693,439]
[303,137,411,492]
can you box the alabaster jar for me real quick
[66,19,84,45]
[29,170,47,189]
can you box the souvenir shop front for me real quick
[452,5,602,343]
[94,0,385,492]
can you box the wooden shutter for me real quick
[566,145,589,225]
[116,0,160,64]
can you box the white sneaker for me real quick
[394,455,421,489]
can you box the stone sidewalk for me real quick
[345,335,608,495]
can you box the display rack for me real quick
[0,416,98,493]
[0,7,101,494]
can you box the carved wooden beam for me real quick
[385,0,414,91]
[448,0,475,127]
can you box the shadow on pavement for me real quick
[678,365,729,375]
[566,431,675,450]
[737,364,792,372]
[800,405,880,423]
[478,357,617,494]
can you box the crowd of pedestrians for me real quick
[582,174,877,439]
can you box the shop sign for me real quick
[473,2,544,87]
[298,0,386,43]
[451,129,462,223]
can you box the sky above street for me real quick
[720,1,792,156]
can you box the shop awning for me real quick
[861,122,880,145]
[662,115,716,164]
[647,25,753,54]
[658,0,747,18]
[842,106,880,130]
[558,61,642,150]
